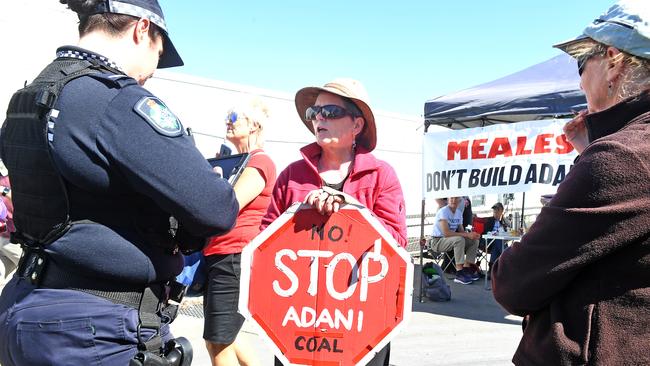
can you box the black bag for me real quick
[422,262,451,302]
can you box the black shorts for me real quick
[203,253,245,344]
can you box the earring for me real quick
[352,141,357,151]
[607,82,613,97]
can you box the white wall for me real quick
[0,1,78,110]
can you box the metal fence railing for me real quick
[405,212,540,257]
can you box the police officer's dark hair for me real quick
[60,0,162,40]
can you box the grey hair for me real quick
[566,39,650,100]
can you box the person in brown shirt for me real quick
[492,2,650,365]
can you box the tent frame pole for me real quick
[419,199,426,303]
[419,122,431,303]
[520,192,526,231]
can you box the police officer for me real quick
[0,0,238,365]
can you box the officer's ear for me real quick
[133,18,152,45]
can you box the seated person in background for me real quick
[431,197,453,272]
[482,202,508,277]
[429,197,481,284]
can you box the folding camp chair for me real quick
[422,235,456,275]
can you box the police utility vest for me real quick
[0,59,110,246]
[1,58,207,253]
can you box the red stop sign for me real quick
[240,204,413,366]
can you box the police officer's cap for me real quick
[89,0,183,68]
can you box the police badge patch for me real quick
[134,96,184,137]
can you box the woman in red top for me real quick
[203,99,276,366]
[262,78,406,366]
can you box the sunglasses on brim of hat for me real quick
[305,105,358,121]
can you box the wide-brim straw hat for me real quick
[295,78,376,152]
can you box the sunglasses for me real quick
[225,111,245,125]
[305,105,357,121]
[577,51,604,76]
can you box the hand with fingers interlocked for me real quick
[303,186,346,216]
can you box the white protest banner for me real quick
[422,119,578,199]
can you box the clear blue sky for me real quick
[158,0,614,116]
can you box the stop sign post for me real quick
[240,203,413,366]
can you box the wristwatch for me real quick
[1,187,10,197]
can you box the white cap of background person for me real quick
[554,0,650,59]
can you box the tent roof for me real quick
[424,54,587,130]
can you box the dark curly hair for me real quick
[60,0,161,40]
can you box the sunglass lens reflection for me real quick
[305,107,317,121]
[226,112,238,124]
[305,105,347,120]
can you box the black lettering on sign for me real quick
[429,170,465,191]
[312,224,344,242]
[293,336,344,353]
[456,169,467,189]
[333,339,343,353]
[494,166,508,187]
[295,336,306,350]
[440,170,452,191]
[480,167,493,187]
[306,337,317,352]
[539,163,553,184]
[431,171,440,191]
[524,164,538,184]
[468,169,480,187]
[317,338,332,352]
[509,165,522,185]
[311,224,325,240]
[328,225,343,242]
[553,165,567,185]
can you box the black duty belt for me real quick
[17,248,183,311]
[41,259,157,309]
[16,243,187,358]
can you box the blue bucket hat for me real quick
[554,0,650,60]
[87,0,183,68]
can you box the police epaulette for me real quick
[88,73,138,88]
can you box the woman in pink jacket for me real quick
[262,78,407,366]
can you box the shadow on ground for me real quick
[411,262,522,326]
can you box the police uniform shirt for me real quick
[45,46,238,284]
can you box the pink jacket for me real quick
[0,176,13,235]
[262,142,407,247]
